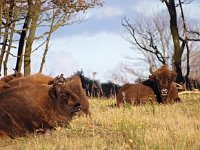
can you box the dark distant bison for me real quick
[117,65,180,107]
[101,82,121,98]
[89,80,103,98]
[0,75,90,138]
[76,72,102,98]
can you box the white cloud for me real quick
[129,1,165,16]
[87,6,125,19]
[43,31,132,82]
[96,6,125,18]
[183,2,200,20]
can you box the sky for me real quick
[29,0,200,83]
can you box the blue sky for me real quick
[30,0,200,83]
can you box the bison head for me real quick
[49,83,81,120]
[149,65,177,102]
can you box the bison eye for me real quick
[61,92,69,100]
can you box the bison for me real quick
[101,82,121,99]
[75,72,103,98]
[1,72,23,83]
[0,75,89,138]
[0,80,11,92]
[117,83,156,107]
[148,65,180,104]
[8,73,53,87]
[116,65,180,107]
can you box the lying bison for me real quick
[117,83,156,107]
[1,72,23,83]
[8,73,53,86]
[117,65,180,107]
[0,75,89,138]
[0,80,11,92]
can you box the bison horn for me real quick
[149,65,155,75]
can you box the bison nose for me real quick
[73,102,81,112]
[161,88,168,96]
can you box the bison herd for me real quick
[0,65,198,138]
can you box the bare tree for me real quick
[122,15,170,66]
[10,0,102,76]
[0,4,10,75]
[15,1,31,73]
[161,0,200,84]
[0,1,2,42]
[118,12,173,82]
[118,0,200,85]
[24,0,41,76]
[3,0,17,76]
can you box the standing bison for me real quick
[117,65,180,107]
[0,75,90,138]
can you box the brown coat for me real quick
[116,65,181,107]
[149,65,181,103]
[116,83,156,107]
[1,72,23,83]
[0,80,11,92]
[0,80,87,138]
[8,73,53,87]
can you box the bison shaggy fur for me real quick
[8,73,53,87]
[116,65,181,107]
[0,80,11,92]
[116,83,156,107]
[1,72,23,83]
[0,75,89,138]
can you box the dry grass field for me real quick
[1,94,200,150]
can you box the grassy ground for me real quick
[1,94,200,150]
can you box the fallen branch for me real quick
[178,90,200,95]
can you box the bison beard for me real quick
[0,75,89,138]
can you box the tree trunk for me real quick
[0,1,2,42]
[39,11,57,73]
[15,12,31,73]
[24,1,40,76]
[39,31,52,73]
[4,0,16,76]
[179,0,191,90]
[0,6,10,75]
[165,0,185,84]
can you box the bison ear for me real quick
[171,71,177,82]
[49,85,61,100]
